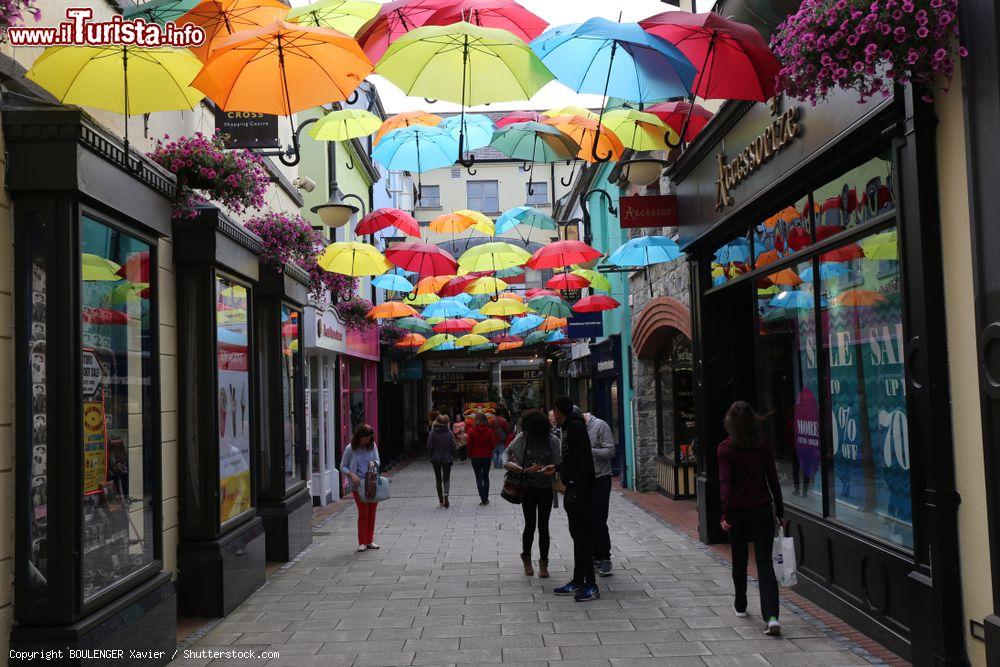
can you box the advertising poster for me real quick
[217,281,252,524]
[82,400,107,494]
[828,306,866,507]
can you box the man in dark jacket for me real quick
[551,396,598,601]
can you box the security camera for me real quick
[293,176,316,193]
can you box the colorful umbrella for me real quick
[396,332,428,348]
[472,318,510,335]
[421,298,472,318]
[523,330,551,346]
[768,290,820,309]
[439,113,496,151]
[427,0,547,42]
[455,333,491,347]
[429,212,476,234]
[371,125,459,175]
[356,208,422,238]
[831,289,888,308]
[480,298,528,316]
[607,235,683,267]
[395,317,433,334]
[458,242,532,273]
[433,318,476,334]
[860,231,898,261]
[755,249,782,268]
[82,254,124,281]
[287,0,380,34]
[766,269,803,287]
[438,274,482,297]
[465,276,509,295]
[527,295,573,318]
[573,294,620,312]
[539,315,568,331]
[417,332,458,353]
[547,272,590,290]
[489,122,581,176]
[469,342,496,352]
[356,0,451,63]
[495,265,526,279]
[497,111,542,127]
[714,238,750,264]
[525,288,558,299]
[644,101,713,142]
[367,301,419,318]
[799,263,849,283]
[495,206,557,235]
[317,241,393,276]
[543,105,598,119]
[374,110,443,144]
[526,240,602,270]
[453,210,495,235]
[307,109,382,141]
[545,329,567,343]
[123,0,200,24]
[495,291,524,302]
[571,268,611,292]
[385,240,459,276]
[601,109,674,151]
[498,340,524,351]
[177,0,289,62]
[508,314,543,335]
[116,250,151,282]
[543,114,625,163]
[407,292,441,306]
[412,275,454,294]
[82,307,129,325]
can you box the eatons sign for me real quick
[715,99,801,211]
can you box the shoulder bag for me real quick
[500,440,529,505]
[360,459,391,503]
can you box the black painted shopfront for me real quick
[673,86,964,665]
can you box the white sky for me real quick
[310,0,698,113]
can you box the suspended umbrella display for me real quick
[452,292,475,304]
[176,0,290,62]
[123,0,200,24]
[395,316,433,335]
[104,281,150,307]
[493,333,523,344]
[439,114,496,150]
[495,291,524,302]
[26,45,205,158]
[505,315,541,336]
[766,268,803,287]
[523,330,552,346]
[356,208,422,238]
[457,242,532,273]
[526,240,602,270]
[455,333,491,348]
[465,276,508,295]
[472,318,510,335]
[539,316,568,331]
[81,254,124,281]
[495,206,557,238]
[573,294,620,312]
[376,22,554,170]
[798,263,849,283]
[831,288,888,308]
[385,240,459,276]
[317,241,393,276]
[543,114,625,164]
[374,110,443,144]
[466,309,487,321]
[527,295,573,318]
[495,265,526,279]
[469,342,497,352]
[395,332,428,348]
[607,235,683,268]
[287,0,380,34]
[545,329,568,343]
[82,307,130,325]
[754,249,782,268]
[307,109,383,141]
[424,317,445,327]
[422,298,472,318]
[433,318,476,334]
[530,17,695,162]
[366,301,419,318]
[645,100,713,142]
[356,0,453,63]
[547,272,590,290]
[640,11,780,146]
[417,332,458,353]
[859,230,898,260]
[498,340,524,352]
[438,273,483,297]
[768,290,824,309]
[489,121,580,190]
[714,238,751,264]
[427,0,547,42]
[408,292,441,306]
[571,268,611,292]
[601,109,673,151]
[497,111,542,127]
[480,298,528,316]
[412,274,454,295]
[543,105,598,120]
[372,125,460,191]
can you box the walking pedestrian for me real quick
[492,406,512,468]
[584,411,615,576]
[551,396,598,601]
[453,415,468,461]
[467,412,496,505]
[503,409,560,578]
[427,414,456,508]
[718,401,785,636]
[340,423,381,552]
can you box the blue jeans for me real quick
[471,457,491,502]
[492,444,505,467]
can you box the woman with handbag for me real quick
[502,409,560,578]
[340,423,381,552]
[718,401,785,636]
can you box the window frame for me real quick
[467,180,500,215]
[417,185,440,209]
[526,181,549,206]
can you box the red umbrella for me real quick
[821,244,865,263]
[385,240,459,277]
[116,250,151,282]
[433,318,475,333]
[83,307,128,325]
[644,101,713,142]
[438,272,490,297]
[526,240,602,270]
[356,0,450,63]
[496,111,541,128]
[525,287,558,299]
[356,208,422,238]
[492,333,522,344]
[573,294,620,312]
[546,272,590,290]
[427,0,547,43]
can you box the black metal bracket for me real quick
[580,188,617,246]
[256,116,319,168]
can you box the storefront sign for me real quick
[619,194,678,228]
[305,305,379,361]
[715,99,800,212]
[591,337,621,378]
[502,369,544,381]
[81,348,105,397]
[214,109,280,149]
[433,371,490,382]
[567,311,604,339]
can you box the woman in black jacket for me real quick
[427,414,457,508]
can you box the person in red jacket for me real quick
[467,412,497,505]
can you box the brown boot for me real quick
[521,554,534,576]
[538,559,549,578]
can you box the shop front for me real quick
[302,303,343,506]
[589,337,625,478]
[673,87,962,664]
[429,369,491,418]
[337,327,379,480]
[498,366,545,416]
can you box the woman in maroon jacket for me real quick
[466,412,496,505]
[718,401,785,636]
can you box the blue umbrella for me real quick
[495,265,525,279]
[545,329,567,343]
[768,290,827,310]
[607,235,683,267]
[452,292,474,305]
[509,314,544,336]
[799,263,850,282]
[531,17,695,161]
[466,310,487,321]
[389,266,417,277]
[495,206,557,235]
[422,298,471,319]
[440,114,495,150]
[372,125,459,193]
[469,343,496,352]
[714,238,750,264]
[372,273,414,292]
[437,341,458,351]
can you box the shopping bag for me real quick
[772,529,797,587]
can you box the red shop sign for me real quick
[619,194,677,229]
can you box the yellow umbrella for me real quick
[406,292,441,306]
[286,0,379,35]
[860,230,898,261]
[454,209,495,235]
[458,242,532,273]
[429,212,476,234]
[307,109,382,141]
[455,333,490,348]
[217,308,248,325]
[571,269,612,292]
[82,254,123,281]
[472,318,510,335]
[543,105,598,120]
[424,316,446,325]
[317,241,392,276]
[418,333,457,353]
[602,109,675,151]
[465,277,508,295]
[480,298,528,316]
[366,301,419,319]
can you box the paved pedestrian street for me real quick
[171,462,887,667]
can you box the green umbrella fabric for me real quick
[123,0,199,24]
[287,0,379,35]
[307,108,382,141]
[524,330,551,346]
[395,316,433,335]
[527,295,573,317]
[489,121,580,162]
[376,22,554,106]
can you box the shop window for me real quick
[280,305,301,490]
[80,217,156,601]
[753,195,811,270]
[216,275,253,526]
[823,228,911,549]
[656,334,696,464]
[711,230,753,286]
[755,260,823,516]
[813,150,895,239]
[310,358,321,474]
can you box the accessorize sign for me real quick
[619,194,678,228]
[214,109,280,149]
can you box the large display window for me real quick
[280,305,302,490]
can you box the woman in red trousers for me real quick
[466,412,496,505]
[340,424,380,551]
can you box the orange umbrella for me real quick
[374,111,442,145]
[832,289,888,308]
[177,0,289,62]
[192,21,373,116]
[766,269,802,286]
[498,340,524,352]
[495,291,524,302]
[413,275,454,294]
[754,249,781,268]
[367,301,419,318]
[543,115,624,163]
[540,316,567,331]
[395,333,427,348]
[764,205,801,228]
[429,212,477,234]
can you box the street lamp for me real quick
[619,152,670,187]
[311,182,367,229]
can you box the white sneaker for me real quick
[357,544,367,552]
[734,605,748,618]
[764,617,781,636]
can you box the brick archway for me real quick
[632,297,692,358]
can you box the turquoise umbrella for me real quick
[495,265,525,279]
[123,0,199,24]
[395,317,433,335]
[526,295,572,318]
[524,330,551,346]
[490,122,579,189]
[372,273,414,292]
[509,314,543,335]
[607,235,683,267]
[371,125,459,192]
[469,343,496,352]
[545,329,567,342]
[496,206,557,235]
[799,263,849,282]
[439,114,495,150]
[422,298,472,319]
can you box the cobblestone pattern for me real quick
[171,461,891,667]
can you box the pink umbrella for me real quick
[496,111,542,128]
[572,294,620,312]
[526,241,602,270]
[644,101,713,142]
[355,208,422,238]
[83,307,128,325]
[546,272,590,290]
[385,240,459,277]
[427,0,547,43]
[356,0,452,63]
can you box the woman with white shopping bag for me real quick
[340,424,382,552]
[718,401,786,636]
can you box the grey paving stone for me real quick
[411,648,503,665]
[559,643,654,660]
[540,632,601,648]
[501,647,563,662]
[645,641,712,657]
[420,623,502,638]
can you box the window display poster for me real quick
[217,277,252,525]
[82,400,108,494]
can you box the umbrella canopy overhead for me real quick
[307,109,382,141]
[472,318,510,335]
[602,109,673,151]
[318,241,393,276]
[372,273,415,292]
[527,295,572,318]
[371,125,459,172]
[421,298,472,318]
[396,332,428,348]
[526,240,602,269]
[644,100,713,142]
[509,314,543,335]
[799,263,850,283]
[497,110,542,127]
[455,333,492,348]
[464,276,508,295]
[439,114,496,150]
[539,315,568,331]
[495,206,557,235]
[356,208,422,237]
[831,288,888,308]
[417,332,458,353]
[412,275,454,294]
[547,272,590,290]
[433,318,476,334]
[573,294,620,312]
[543,105,598,119]
[607,235,683,267]
[571,268,611,292]
[489,121,580,163]
[374,110,443,144]
[287,0,380,34]
[458,242,532,273]
[123,0,200,24]
[177,0,289,62]
[407,292,441,306]
[356,0,451,63]
[367,301,419,318]
[480,298,529,316]
[427,0,548,43]
[396,317,433,335]
[82,254,124,281]
[430,212,476,234]
[543,114,625,163]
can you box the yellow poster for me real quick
[220,470,251,523]
[83,401,107,494]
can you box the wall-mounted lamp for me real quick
[619,151,670,187]
[310,182,367,228]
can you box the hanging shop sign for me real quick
[214,109,280,149]
[503,369,544,381]
[432,371,490,382]
[619,194,678,229]
[567,311,604,339]
[591,337,621,378]
[304,305,379,361]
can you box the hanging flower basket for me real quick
[0,0,39,30]
[148,131,271,218]
[246,212,317,268]
[300,258,357,304]
[336,297,374,331]
[771,0,965,105]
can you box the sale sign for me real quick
[619,194,678,229]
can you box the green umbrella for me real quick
[571,269,611,293]
[376,22,554,168]
[527,295,573,318]
[286,0,379,35]
[307,109,382,141]
[524,330,551,346]
[489,122,579,186]
[122,0,199,24]
[395,316,433,335]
